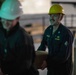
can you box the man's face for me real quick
[1,18,18,31]
[49,14,61,26]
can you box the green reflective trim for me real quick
[46,35,50,37]
[4,49,7,53]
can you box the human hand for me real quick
[0,68,4,75]
[41,60,47,70]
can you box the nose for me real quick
[51,15,54,20]
[50,15,54,19]
[50,15,55,21]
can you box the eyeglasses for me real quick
[1,18,13,23]
[49,14,60,17]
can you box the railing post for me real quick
[64,15,66,26]
[72,31,75,75]
[42,16,45,32]
[71,15,74,27]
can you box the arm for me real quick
[37,32,48,69]
[15,35,35,73]
[21,35,35,69]
[37,33,47,51]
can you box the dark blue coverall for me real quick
[0,22,39,75]
[37,23,74,75]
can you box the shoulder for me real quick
[44,25,52,34]
[60,24,73,35]
[60,24,74,40]
[45,25,52,31]
[18,26,32,41]
[19,26,29,36]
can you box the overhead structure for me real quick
[19,0,51,14]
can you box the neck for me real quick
[53,23,60,29]
[52,23,60,34]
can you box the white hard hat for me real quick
[0,0,23,20]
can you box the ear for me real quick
[16,17,20,21]
[60,14,63,20]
